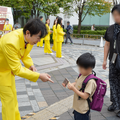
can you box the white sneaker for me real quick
[50,53,54,55]
[61,56,64,58]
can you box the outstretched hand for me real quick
[39,73,54,83]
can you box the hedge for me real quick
[73,30,106,35]
[73,26,108,31]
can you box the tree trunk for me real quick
[78,14,82,34]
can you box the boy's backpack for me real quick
[78,71,107,112]
[68,26,73,34]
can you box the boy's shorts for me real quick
[73,110,90,120]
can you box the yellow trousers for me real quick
[0,75,21,120]
[56,42,62,58]
[52,39,56,52]
[44,40,52,54]
[37,39,44,47]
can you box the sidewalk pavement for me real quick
[65,38,105,46]
[0,43,117,120]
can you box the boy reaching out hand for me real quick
[62,53,97,120]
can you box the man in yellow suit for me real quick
[3,18,12,31]
[37,16,44,47]
[0,18,53,120]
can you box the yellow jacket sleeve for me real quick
[21,53,34,68]
[57,25,64,36]
[3,43,40,82]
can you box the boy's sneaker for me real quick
[61,56,64,58]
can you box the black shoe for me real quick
[117,111,120,118]
[108,104,115,112]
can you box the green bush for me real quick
[73,30,106,35]
[73,25,108,31]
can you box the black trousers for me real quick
[73,110,90,120]
[65,33,73,44]
[109,62,120,110]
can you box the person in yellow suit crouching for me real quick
[44,18,53,55]
[52,19,57,52]
[0,18,54,120]
[37,16,44,47]
[56,17,66,58]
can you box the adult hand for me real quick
[103,61,107,70]
[64,32,66,35]
[39,73,54,83]
[29,65,37,72]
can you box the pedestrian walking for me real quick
[65,21,73,44]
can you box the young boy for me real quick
[62,53,97,120]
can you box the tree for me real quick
[113,0,120,5]
[64,0,112,33]
[0,0,71,21]
[0,0,31,21]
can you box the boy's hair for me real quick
[76,53,96,69]
[23,18,47,38]
[111,4,120,14]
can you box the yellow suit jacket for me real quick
[56,24,64,42]
[44,24,50,41]
[3,24,12,31]
[0,29,40,86]
[52,25,57,40]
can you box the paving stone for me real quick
[19,106,33,111]
[30,100,40,112]
[17,91,27,95]
[38,101,48,108]
[29,95,36,100]
[0,113,2,120]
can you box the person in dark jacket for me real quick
[65,21,73,44]
[103,4,120,118]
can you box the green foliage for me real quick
[73,26,109,31]
[0,0,70,21]
[73,30,106,35]
[63,0,112,33]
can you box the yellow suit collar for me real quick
[19,29,26,49]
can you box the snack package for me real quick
[63,78,70,88]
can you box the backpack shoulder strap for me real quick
[78,74,98,100]
[77,74,81,79]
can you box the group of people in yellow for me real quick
[37,16,66,58]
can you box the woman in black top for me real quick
[103,4,120,118]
